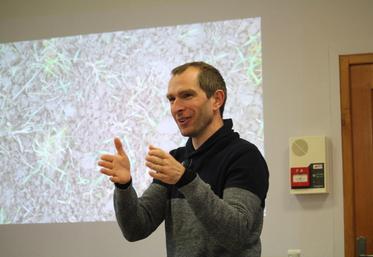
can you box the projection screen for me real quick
[0,17,263,224]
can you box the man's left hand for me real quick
[145,145,185,184]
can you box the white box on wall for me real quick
[289,136,329,194]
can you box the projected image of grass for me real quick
[0,18,263,224]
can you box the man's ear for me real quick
[212,90,225,111]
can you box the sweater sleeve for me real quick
[224,146,269,208]
[177,175,263,252]
[113,182,168,242]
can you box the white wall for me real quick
[1,1,373,257]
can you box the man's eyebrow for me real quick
[176,89,197,96]
[166,89,196,99]
[180,89,196,94]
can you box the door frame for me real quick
[339,53,373,257]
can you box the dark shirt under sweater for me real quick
[114,119,269,257]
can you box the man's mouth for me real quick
[177,116,191,126]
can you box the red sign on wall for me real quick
[291,167,311,188]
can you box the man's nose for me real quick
[171,98,185,113]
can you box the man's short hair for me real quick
[171,61,227,116]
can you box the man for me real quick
[98,62,269,257]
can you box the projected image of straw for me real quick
[0,17,263,224]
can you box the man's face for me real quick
[167,67,215,138]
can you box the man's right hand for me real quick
[98,137,131,184]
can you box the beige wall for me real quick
[1,1,373,257]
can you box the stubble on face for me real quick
[181,100,214,138]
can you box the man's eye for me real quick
[182,93,192,99]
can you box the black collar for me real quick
[185,119,234,158]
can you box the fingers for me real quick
[148,145,157,150]
[146,145,167,173]
[100,168,114,176]
[98,138,132,184]
[114,137,126,157]
[98,160,113,169]
[147,145,167,159]
[98,156,114,176]
[145,160,163,173]
[145,154,164,165]
[100,154,115,162]
[99,143,174,184]
[110,176,121,183]
[148,170,167,181]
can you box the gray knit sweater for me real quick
[114,120,269,257]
